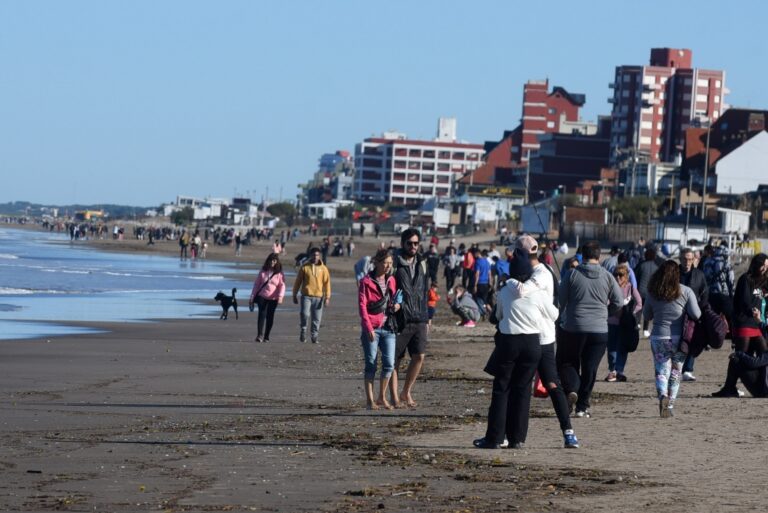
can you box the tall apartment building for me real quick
[513,79,586,164]
[609,48,727,164]
[353,118,484,205]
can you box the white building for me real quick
[715,130,768,195]
[353,119,485,205]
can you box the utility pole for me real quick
[700,121,712,220]
[524,150,531,204]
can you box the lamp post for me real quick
[700,117,712,220]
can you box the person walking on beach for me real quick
[443,246,460,293]
[473,248,559,449]
[391,228,430,408]
[357,249,401,410]
[643,260,701,417]
[292,247,331,344]
[634,248,659,338]
[505,236,581,449]
[249,253,286,343]
[235,232,242,257]
[179,230,190,260]
[712,253,768,397]
[557,240,624,418]
[605,265,643,383]
[678,247,709,382]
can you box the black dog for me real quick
[214,288,238,320]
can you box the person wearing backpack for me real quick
[248,253,286,343]
[605,265,643,383]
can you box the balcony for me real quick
[608,82,616,88]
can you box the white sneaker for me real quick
[682,372,696,382]
[738,388,745,397]
[643,330,651,338]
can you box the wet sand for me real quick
[0,228,764,512]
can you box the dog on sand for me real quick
[214,288,238,320]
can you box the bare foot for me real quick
[399,393,417,408]
[376,399,393,410]
[366,402,380,411]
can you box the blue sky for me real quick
[1,0,766,207]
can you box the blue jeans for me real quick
[300,296,324,340]
[606,324,628,374]
[361,328,396,380]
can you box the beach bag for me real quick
[533,374,549,398]
[678,312,697,355]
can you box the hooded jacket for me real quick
[394,250,429,324]
[559,263,624,333]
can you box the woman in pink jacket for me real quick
[358,249,401,410]
[249,253,286,342]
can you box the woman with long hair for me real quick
[357,249,401,410]
[643,260,701,417]
[248,253,286,343]
[712,253,768,397]
[605,265,643,382]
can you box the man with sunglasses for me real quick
[391,228,430,408]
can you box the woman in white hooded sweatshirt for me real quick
[474,248,560,449]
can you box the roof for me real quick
[550,86,586,107]
[364,137,483,150]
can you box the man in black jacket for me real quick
[679,247,709,381]
[391,227,430,408]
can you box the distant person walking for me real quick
[678,247,709,382]
[249,253,286,343]
[643,260,701,417]
[292,247,331,344]
[634,248,659,337]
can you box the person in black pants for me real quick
[248,253,286,343]
[474,249,559,449]
[718,351,768,398]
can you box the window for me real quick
[548,107,556,114]
[407,173,419,182]
[394,160,406,169]
[394,148,407,157]
[408,149,421,158]
[438,150,450,159]
[421,174,434,183]
[715,95,720,103]
[362,158,381,167]
[452,152,465,160]
[393,172,405,181]
[363,147,381,155]
[362,171,380,180]
[437,163,449,171]
[436,175,450,184]
[423,150,435,158]
[547,121,555,129]
[408,161,420,170]
[422,162,435,171]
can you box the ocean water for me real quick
[0,227,278,340]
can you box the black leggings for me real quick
[256,296,278,339]
[538,344,572,432]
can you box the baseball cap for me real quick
[515,235,539,254]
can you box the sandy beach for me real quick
[0,228,765,512]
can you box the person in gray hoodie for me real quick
[447,286,481,327]
[557,240,624,418]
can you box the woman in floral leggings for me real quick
[642,261,701,417]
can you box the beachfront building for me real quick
[163,196,229,221]
[609,48,727,165]
[352,118,485,206]
[457,79,589,204]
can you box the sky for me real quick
[1,0,767,207]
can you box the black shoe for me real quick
[711,388,740,398]
[616,373,628,382]
[510,442,525,449]
[473,437,501,449]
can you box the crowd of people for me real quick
[241,227,768,451]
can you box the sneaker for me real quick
[711,387,740,398]
[463,320,476,328]
[567,392,578,414]
[563,430,579,449]
[500,437,509,448]
[616,373,628,382]
[575,410,591,418]
[311,338,319,344]
[299,331,306,343]
[738,388,745,397]
[473,437,501,449]
[604,371,617,382]
[659,396,671,418]
[510,442,525,449]
[643,330,651,338]
[263,338,269,343]
[455,320,464,326]
[682,371,697,382]
[255,336,263,343]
